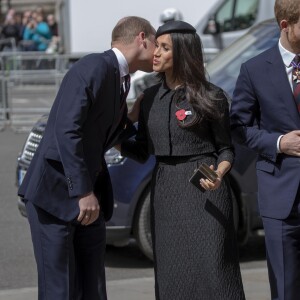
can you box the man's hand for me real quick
[77,192,100,225]
[280,130,300,156]
[127,93,144,123]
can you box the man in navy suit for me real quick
[230,1,300,299]
[18,16,156,300]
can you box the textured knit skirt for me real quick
[151,155,245,300]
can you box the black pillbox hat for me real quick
[156,20,196,38]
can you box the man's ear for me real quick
[138,32,147,47]
[280,20,289,32]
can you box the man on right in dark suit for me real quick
[230,0,300,299]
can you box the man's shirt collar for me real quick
[112,48,129,78]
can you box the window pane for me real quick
[215,0,235,32]
[233,0,259,30]
[207,21,279,97]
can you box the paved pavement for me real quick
[0,267,270,300]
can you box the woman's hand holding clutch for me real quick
[199,165,222,191]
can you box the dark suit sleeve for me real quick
[115,118,137,143]
[53,65,106,198]
[210,91,234,165]
[104,108,137,151]
[230,63,280,162]
[121,100,150,164]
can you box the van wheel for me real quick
[133,187,153,261]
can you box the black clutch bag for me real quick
[189,163,218,192]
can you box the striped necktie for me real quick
[291,55,300,113]
[120,74,131,103]
[119,74,131,123]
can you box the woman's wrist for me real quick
[215,169,225,179]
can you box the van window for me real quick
[233,0,259,30]
[206,20,279,96]
[213,0,259,33]
[215,0,235,32]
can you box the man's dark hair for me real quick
[159,32,222,126]
[112,16,155,45]
[274,0,300,26]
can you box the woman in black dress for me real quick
[122,21,245,300]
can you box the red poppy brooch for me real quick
[175,109,192,121]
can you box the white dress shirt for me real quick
[112,47,129,87]
[276,40,300,152]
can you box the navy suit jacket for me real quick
[230,44,300,219]
[18,50,134,222]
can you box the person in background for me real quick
[119,20,245,300]
[45,13,60,53]
[18,16,156,300]
[19,10,31,39]
[46,13,58,37]
[4,8,16,23]
[1,9,22,50]
[22,11,51,51]
[230,0,300,299]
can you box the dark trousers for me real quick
[262,199,300,300]
[26,201,107,300]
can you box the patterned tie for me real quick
[119,74,131,122]
[120,74,131,103]
[291,55,300,113]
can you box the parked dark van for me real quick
[16,19,280,260]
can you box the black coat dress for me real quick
[122,82,245,300]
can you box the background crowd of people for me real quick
[0,6,60,53]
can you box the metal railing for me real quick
[0,38,17,53]
[0,51,80,132]
[0,56,7,131]
[0,48,217,132]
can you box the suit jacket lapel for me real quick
[267,46,300,127]
[103,50,122,147]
